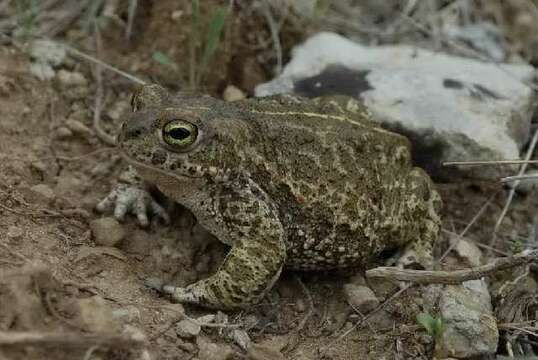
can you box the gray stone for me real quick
[453,238,482,267]
[29,62,55,81]
[90,217,126,247]
[112,305,141,323]
[343,283,379,313]
[255,32,536,179]
[54,126,73,139]
[65,119,93,137]
[175,319,201,339]
[436,280,498,358]
[231,329,251,351]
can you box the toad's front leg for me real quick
[151,182,287,309]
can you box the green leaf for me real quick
[433,317,445,337]
[189,0,200,89]
[152,51,173,66]
[196,6,226,84]
[201,7,226,66]
[416,313,436,336]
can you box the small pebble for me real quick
[175,319,201,339]
[106,99,130,121]
[197,337,234,360]
[90,217,126,247]
[343,283,380,314]
[112,305,141,323]
[30,161,47,173]
[56,70,88,87]
[65,119,93,137]
[29,39,66,66]
[231,329,251,351]
[30,62,55,81]
[55,126,73,139]
[295,299,306,312]
[223,85,246,102]
[7,226,24,241]
[29,184,56,204]
[196,314,216,324]
[171,10,184,20]
[247,343,285,360]
[77,296,120,332]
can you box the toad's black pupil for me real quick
[169,127,191,140]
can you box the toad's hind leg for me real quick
[398,169,442,270]
[157,181,287,309]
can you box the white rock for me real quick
[436,280,498,358]
[255,32,536,179]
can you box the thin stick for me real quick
[437,191,499,262]
[319,284,413,355]
[261,0,283,75]
[441,229,510,256]
[63,44,146,85]
[93,23,117,146]
[493,129,538,244]
[294,275,314,332]
[0,331,147,349]
[366,249,538,284]
[126,0,138,40]
[444,160,538,166]
[501,173,538,183]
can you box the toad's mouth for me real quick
[120,150,205,180]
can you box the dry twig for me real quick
[261,0,283,75]
[366,249,538,284]
[319,283,414,355]
[0,331,147,349]
[438,191,499,262]
[444,159,538,166]
[492,129,538,249]
[294,275,314,332]
[92,23,117,146]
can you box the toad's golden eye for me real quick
[162,120,198,148]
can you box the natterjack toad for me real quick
[99,84,442,309]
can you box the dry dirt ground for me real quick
[0,1,538,360]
